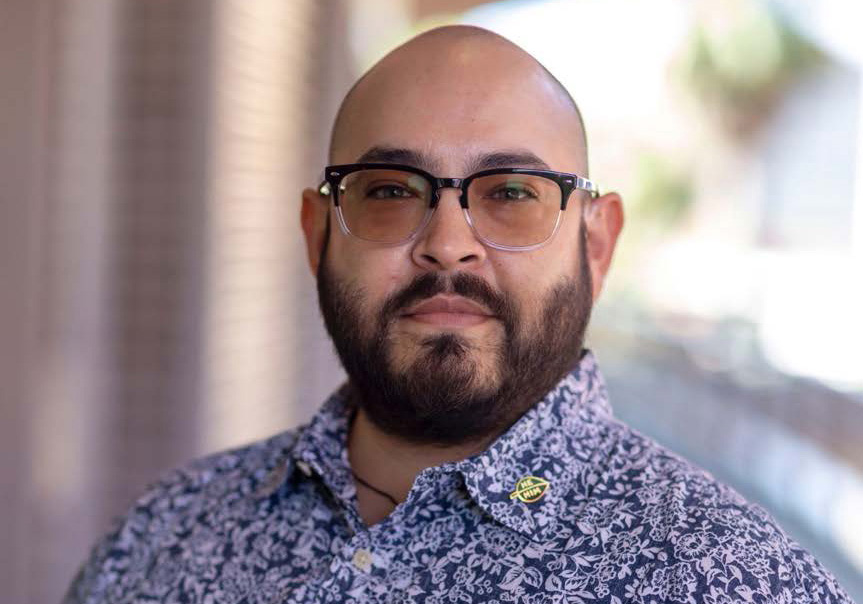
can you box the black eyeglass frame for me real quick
[317,162,600,251]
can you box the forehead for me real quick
[332,49,584,175]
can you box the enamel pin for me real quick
[509,475,550,503]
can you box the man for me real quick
[65,25,853,604]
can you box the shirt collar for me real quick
[289,382,359,506]
[281,349,614,541]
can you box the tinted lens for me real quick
[337,169,431,243]
[467,173,562,247]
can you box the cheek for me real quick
[331,239,413,310]
[487,246,578,327]
[489,249,567,296]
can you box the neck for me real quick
[346,403,493,506]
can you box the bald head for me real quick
[328,25,589,176]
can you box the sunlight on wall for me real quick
[203,0,313,450]
[758,251,863,389]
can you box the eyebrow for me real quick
[355,146,431,168]
[469,151,551,172]
[353,146,552,174]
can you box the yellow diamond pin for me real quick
[509,475,550,503]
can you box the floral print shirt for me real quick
[64,350,854,604]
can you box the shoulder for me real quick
[565,418,854,603]
[130,428,299,519]
[62,428,300,604]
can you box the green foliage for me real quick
[630,152,694,232]
[676,2,823,137]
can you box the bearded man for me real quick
[64,25,854,604]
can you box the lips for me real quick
[402,294,495,318]
[400,294,496,327]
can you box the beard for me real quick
[316,219,594,447]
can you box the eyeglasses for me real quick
[317,163,600,252]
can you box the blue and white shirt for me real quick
[64,350,854,603]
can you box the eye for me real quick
[366,184,416,199]
[487,185,538,201]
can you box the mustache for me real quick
[378,272,514,326]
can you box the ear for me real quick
[301,186,330,275]
[582,191,624,301]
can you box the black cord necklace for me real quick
[346,402,400,507]
[350,469,399,506]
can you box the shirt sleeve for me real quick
[781,540,857,604]
[60,515,126,604]
[690,510,857,604]
[58,464,199,604]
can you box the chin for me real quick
[392,333,503,397]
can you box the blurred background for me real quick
[1,0,861,601]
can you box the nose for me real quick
[410,188,487,271]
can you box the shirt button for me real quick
[352,548,373,572]
[296,460,312,476]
